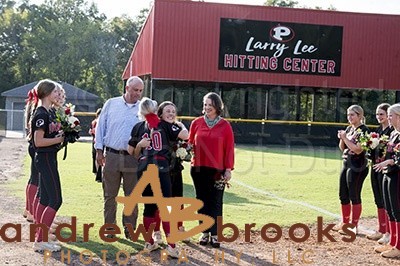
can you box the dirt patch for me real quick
[0,136,399,265]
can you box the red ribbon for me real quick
[25,88,38,104]
[144,113,160,129]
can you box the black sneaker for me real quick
[210,235,220,248]
[199,233,209,246]
[124,226,133,240]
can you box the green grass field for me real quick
[7,142,377,256]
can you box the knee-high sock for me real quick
[35,203,46,227]
[36,206,57,242]
[32,196,40,222]
[154,210,161,231]
[385,212,390,234]
[351,204,362,226]
[390,221,397,247]
[177,204,184,229]
[396,222,400,250]
[378,208,387,233]
[341,204,351,223]
[34,203,46,240]
[162,221,175,248]
[25,184,30,212]
[144,216,155,244]
[27,184,38,216]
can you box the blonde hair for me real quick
[348,105,365,124]
[139,97,158,118]
[388,103,400,117]
[53,82,66,108]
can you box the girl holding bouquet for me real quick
[373,103,400,258]
[335,105,370,235]
[127,98,188,258]
[367,103,393,244]
[152,101,190,245]
[31,80,64,252]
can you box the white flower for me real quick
[68,116,79,128]
[370,137,380,149]
[176,147,188,160]
[65,103,76,116]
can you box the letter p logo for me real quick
[270,26,294,42]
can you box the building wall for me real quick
[124,0,400,91]
[2,96,98,131]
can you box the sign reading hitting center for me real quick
[219,18,343,76]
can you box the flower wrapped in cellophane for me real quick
[357,130,388,155]
[173,140,192,162]
[55,103,81,159]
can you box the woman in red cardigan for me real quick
[188,92,235,248]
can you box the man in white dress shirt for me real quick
[95,76,144,239]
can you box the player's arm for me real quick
[337,130,346,152]
[176,121,189,140]
[132,138,151,158]
[338,130,362,154]
[34,129,64,147]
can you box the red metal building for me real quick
[122,0,400,146]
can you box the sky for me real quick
[29,0,400,18]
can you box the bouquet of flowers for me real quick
[173,140,192,162]
[214,172,232,190]
[56,103,81,159]
[357,130,388,154]
[392,143,400,164]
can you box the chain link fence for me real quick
[0,109,95,139]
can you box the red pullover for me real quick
[189,116,234,171]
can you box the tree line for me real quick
[0,0,148,106]
[0,0,335,108]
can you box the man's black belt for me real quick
[105,146,130,155]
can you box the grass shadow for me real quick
[183,183,257,206]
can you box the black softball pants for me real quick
[339,160,368,205]
[383,171,400,221]
[35,152,62,211]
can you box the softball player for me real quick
[373,103,400,258]
[368,103,393,243]
[127,97,188,259]
[152,101,190,244]
[31,80,64,252]
[335,105,370,235]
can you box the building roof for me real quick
[122,0,400,90]
[1,81,99,101]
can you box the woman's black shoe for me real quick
[210,235,220,248]
[199,233,209,246]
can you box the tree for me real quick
[0,0,146,104]
[264,0,298,8]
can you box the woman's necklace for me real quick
[204,115,221,128]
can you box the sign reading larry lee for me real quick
[219,18,343,76]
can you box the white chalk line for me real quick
[232,179,375,233]
[232,179,340,219]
